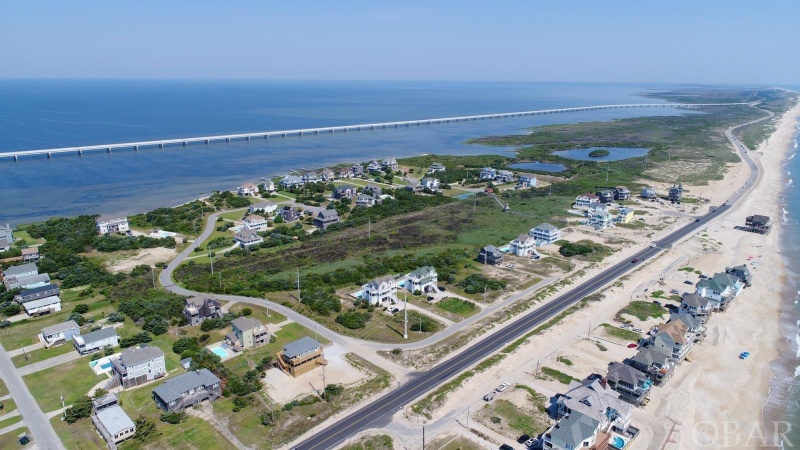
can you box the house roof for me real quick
[232,317,263,332]
[119,346,164,368]
[655,320,689,345]
[578,193,599,200]
[317,210,339,219]
[20,283,59,297]
[368,275,396,287]
[482,245,499,253]
[152,369,220,404]
[669,312,702,329]
[8,273,51,290]
[3,263,38,277]
[245,215,266,222]
[0,239,10,249]
[239,182,257,188]
[408,266,435,278]
[748,214,771,225]
[630,347,670,367]
[95,405,135,436]
[21,248,38,256]
[615,186,630,192]
[561,377,631,425]
[283,336,322,359]
[23,296,61,311]
[356,194,374,202]
[41,320,80,336]
[535,222,558,232]
[681,293,709,308]
[96,215,127,224]
[607,361,647,386]
[235,230,261,241]
[78,327,118,345]
[514,234,533,243]
[333,184,356,192]
[252,201,277,209]
[549,410,600,450]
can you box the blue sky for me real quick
[1,1,798,83]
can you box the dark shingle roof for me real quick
[3,263,38,277]
[20,283,59,297]
[119,346,164,367]
[152,369,220,404]
[41,320,80,336]
[80,327,119,345]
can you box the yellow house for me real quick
[616,207,635,224]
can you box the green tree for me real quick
[64,396,93,423]
[132,415,160,442]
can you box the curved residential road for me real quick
[289,105,777,449]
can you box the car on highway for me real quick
[631,258,639,263]
[670,289,680,294]
[695,218,701,222]
[649,243,656,248]
[497,382,510,392]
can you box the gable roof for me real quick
[317,210,339,219]
[20,283,59,297]
[80,327,118,345]
[681,293,709,308]
[655,320,689,345]
[119,346,164,367]
[245,214,265,222]
[696,277,727,293]
[231,317,263,332]
[482,245,499,253]
[514,234,533,243]
[333,184,357,193]
[95,405,135,436]
[669,312,702,330]
[23,296,61,310]
[251,201,277,209]
[631,347,670,367]
[535,222,558,232]
[41,320,80,336]
[561,376,631,425]
[152,369,220,404]
[607,361,647,386]
[549,410,600,449]
[3,262,38,277]
[408,266,435,278]
[368,275,396,287]
[283,336,322,359]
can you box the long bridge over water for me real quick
[0,102,757,161]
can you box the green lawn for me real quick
[12,230,45,245]
[0,415,22,430]
[227,303,287,325]
[12,342,74,367]
[617,300,667,321]
[0,427,28,448]
[0,379,8,397]
[0,302,115,351]
[52,416,107,450]
[23,358,104,412]
[0,399,17,416]
[224,322,323,377]
[540,366,579,385]
[435,298,478,317]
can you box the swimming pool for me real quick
[100,362,112,370]
[454,192,476,200]
[210,346,229,358]
[611,436,627,449]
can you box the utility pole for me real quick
[314,323,318,343]
[368,216,371,240]
[218,271,222,289]
[209,250,214,275]
[296,267,301,301]
[322,364,327,394]
[466,405,470,430]
[535,359,540,378]
[265,294,270,318]
[403,294,408,339]
[644,155,648,171]
[606,163,610,182]
[151,266,156,289]
[422,426,425,450]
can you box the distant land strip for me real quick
[0,102,757,161]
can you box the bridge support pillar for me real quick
[110,148,114,153]
[264,135,269,139]
[226,138,230,142]
[205,140,210,144]
[246,136,250,141]
[183,141,187,146]
[47,153,51,159]
[14,155,18,161]
[282,133,286,138]
[78,149,83,156]
[159,143,164,148]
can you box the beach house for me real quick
[516,173,537,189]
[41,320,80,347]
[332,184,358,200]
[405,266,438,294]
[313,210,340,229]
[616,207,635,224]
[421,177,440,191]
[510,234,536,257]
[73,327,119,355]
[261,180,276,193]
[575,193,600,209]
[695,272,743,310]
[494,170,514,184]
[479,167,497,180]
[320,168,336,181]
[0,239,9,252]
[478,245,503,265]
[23,296,62,316]
[366,160,382,172]
[152,369,222,412]
[606,362,652,405]
[641,187,657,200]
[228,317,270,349]
[428,162,446,173]
[355,194,376,208]
[15,283,60,304]
[0,224,12,244]
[744,214,772,234]
[669,312,706,342]
[381,158,398,171]
[110,346,167,389]
[646,320,694,362]
[556,376,633,434]
[279,206,299,223]
[679,293,711,317]
[5,272,50,291]
[362,184,383,197]
[587,206,614,229]
[626,347,676,386]
[234,229,264,247]
[237,183,259,197]
[614,186,631,200]
[243,214,268,232]
[96,216,129,235]
[351,164,364,177]
[183,296,221,326]
[362,275,398,305]
[530,223,560,245]
[249,201,277,215]
[301,172,322,185]
[21,247,39,263]
[542,410,603,450]
[668,184,683,203]
[279,175,304,189]
[725,264,753,287]
[596,189,615,203]
[276,336,326,377]
[91,404,136,447]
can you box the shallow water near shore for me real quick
[0,80,688,225]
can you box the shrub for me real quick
[64,396,93,423]
[120,331,152,348]
[68,311,86,326]
[104,346,115,356]
[456,274,506,294]
[335,310,371,329]
[1,303,20,317]
[73,304,89,314]
[107,312,125,323]
[132,415,160,442]
[241,308,252,316]
[159,411,187,424]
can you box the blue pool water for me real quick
[551,146,650,162]
[100,362,112,370]
[211,346,229,358]
[611,436,626,448]
[508,161,566,172]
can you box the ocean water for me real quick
[0,80,687,225]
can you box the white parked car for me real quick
[497,382,510,392]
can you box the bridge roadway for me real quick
[0,102,754,161]
[295,104,772,450]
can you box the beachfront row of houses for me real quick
[541,262,753,450]
[0,262,61,316]
[360,266,439,305]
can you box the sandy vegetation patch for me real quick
[105,246,178,273]
[643,160,715,182]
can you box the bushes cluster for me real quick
[456,274,507,294]
[335,310,371,329]
[92,235,176,252]
[300,289,342,316]
[557,239,612,259]
[120,331,152,348]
